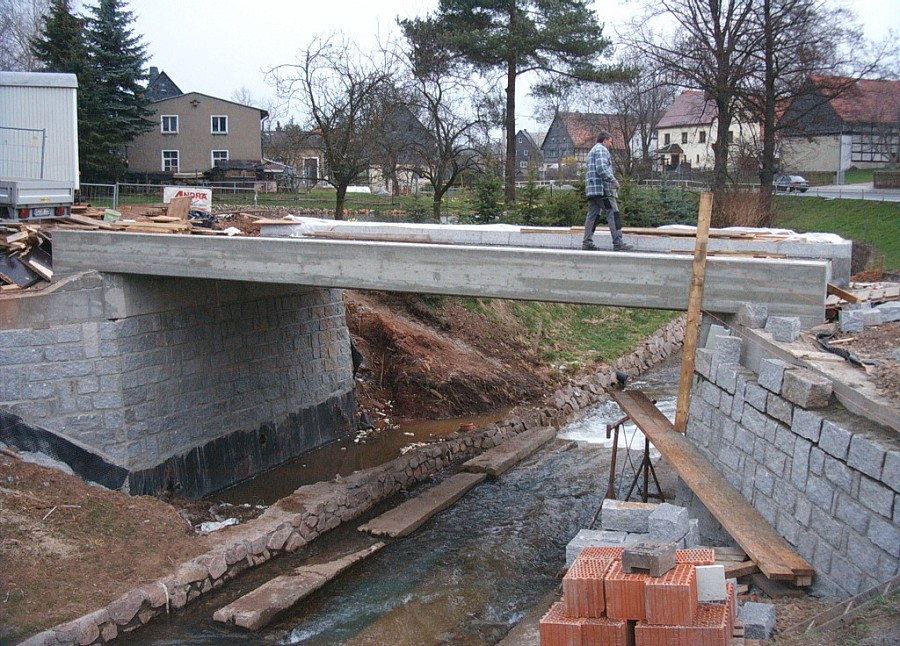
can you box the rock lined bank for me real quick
[18,316,686,645]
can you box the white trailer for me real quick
[0,72,79,220]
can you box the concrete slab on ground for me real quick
[461,426,559,477]
[212,542,385,630]
[358,472,487,538]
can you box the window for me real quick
[212,150,229,167]
[727,131,734,144]
[211,115,228,134]
[699,131,706,144]
[696,155,700,164]
[162,150,179,172]
[664,133,671,145]
[681,132,688,144]
[851,128,899,163]
[161,115,178,134]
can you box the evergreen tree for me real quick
[30,0,106,182]
[83,0,152,179]
[401,1,628,205]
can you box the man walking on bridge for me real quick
[583,131,632,252]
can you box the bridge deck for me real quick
[51,230,829,326]
[610,389,814,586]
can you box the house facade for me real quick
[779,77,900,175]
[515,130,545,180]
[127,75,267,179]
[541,112,627,181]
[655,90,760,172]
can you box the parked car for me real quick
[774,174,810,192]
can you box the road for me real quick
[785,183,900,202]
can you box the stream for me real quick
[129,356,680,645]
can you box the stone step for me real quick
[461,426,559,477]
[357,471,487,538]
[212,542,385,630]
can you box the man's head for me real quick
[597,131,613,147]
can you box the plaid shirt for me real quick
[585,142,618,198]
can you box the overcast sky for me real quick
[119,0,897,132]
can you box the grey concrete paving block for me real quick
[696,564,728,601]
[705,324,730,349]
[839,309,865,333]
[600,498,658,534]
[859,308,884,327]
[781,368,832,409]
[818,420,852,460]
[737,302,768,329]
[847,434,886,480]
[713,335,742,366]
[695,348,713,379]
[791,408,823,442]
[765,316,802,342]
[758,358,789,393]
[565,529,630,566]
[648,503,690,543]
[739,602,777,639]
[875,301,900,323]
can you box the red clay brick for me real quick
[563,558,612,618]
[674,548,715,565]
[582,615,633,646]
[634,623,680,646]
[540,602,583,646]
[688,603,729,646]
[635,604,728,646]
[644,563,698,626]
[605,561,649,621]
[578,546,626,562]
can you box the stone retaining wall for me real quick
[17,315,687,645]
[0,272,356,497]
[679,326,899,597]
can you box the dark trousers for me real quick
[583,195,623,247]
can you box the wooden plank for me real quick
[724,561,760,578]
[827,282,860,303]
[675,192,712,433]
[611,389,814,584]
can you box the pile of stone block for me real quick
[541,541,736,646]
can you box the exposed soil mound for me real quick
[346,291,552,420]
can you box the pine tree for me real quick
[83,0,152,179]
[402,1,628,205]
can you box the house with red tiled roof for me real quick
[778,76,900,174]
[540,112,628,180]
[655,90,760,172]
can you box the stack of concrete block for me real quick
[596,500,700,553]
[541,544,735,646]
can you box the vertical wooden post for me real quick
[674,192,713,433]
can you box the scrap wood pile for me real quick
[0,196,248,291]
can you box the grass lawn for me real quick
[773,195,900,271]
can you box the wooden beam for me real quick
[674,192,712,433]
[611,389,814,585]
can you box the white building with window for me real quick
[127,75,267,178]
[655,90,760,172]
[779,76,900,174]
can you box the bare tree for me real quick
[0,0,50,70]
[625,0,759,214]
[269,35,399,219]
[403,70,490,220]
[741,0,881,207]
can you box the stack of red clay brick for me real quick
[540,544,737,646]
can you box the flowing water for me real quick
[129,357,680,645]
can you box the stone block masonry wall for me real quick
[681,334,900,597]
[17,311,689,646]
[0,272,356,497]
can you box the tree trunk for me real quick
[757,0,777,226]
[432,196,442,220]
[712,95,732,227]
[335,185,347,220]
[504,58,517,206]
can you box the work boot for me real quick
[613,242,634,251]
[582,243,600,251]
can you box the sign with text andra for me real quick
[163,186,212,213]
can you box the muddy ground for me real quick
[1,212,897,644]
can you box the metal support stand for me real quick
[624,436,665,503]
